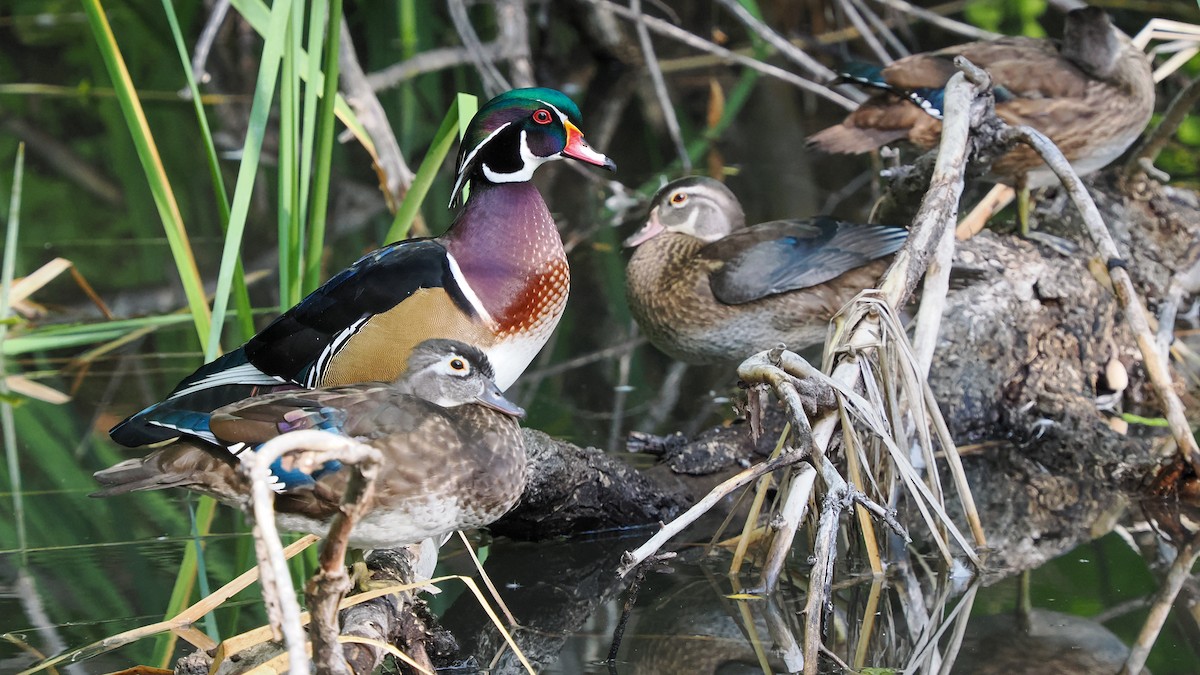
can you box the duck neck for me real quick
[442,181,567,319]
[626,234,706,303]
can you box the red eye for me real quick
[532,109,553,125]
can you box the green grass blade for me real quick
[80,0,213,350]
[2,314,196,356]
[298,0,328,259]
[1,144,27,561]
[231,0,371,159]
[160,0,256,342]
[279,9,301,309]
[302,0,345,293]
[384,93,477,243]
[204,0,294,361]
[152,495,218,668]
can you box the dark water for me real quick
[2,330,1199,673]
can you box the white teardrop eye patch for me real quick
[449,357,467,372]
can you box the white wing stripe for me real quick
[309,316,370,386]
[167,362,286,400]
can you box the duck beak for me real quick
[476,381,526,419]
[623,206,666,247]
[562,121,616,171]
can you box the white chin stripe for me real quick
[482,129,552,184]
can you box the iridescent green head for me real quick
[451,88,616,207]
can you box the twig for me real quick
[617,448,811,576]
[189,0,231,86]
[582,0,860,111]
[242,433,322,675]
[457,530,518,627]
[1157,254,1200,362]
[848,0,909,58]
[712,0,850,88]
[338,19,414,213]
[761,598,804,673]
[446,0,509,97]
[803,487,851,673]
[241,429,382,675]
[1125,74,1200,178]
[304,440,383,675]
[836,0,893,64]
[744,464,817,594]
[631,0,690,171]
[367,44,508,92]
[880,58,987,307]
[494,0,535,88]
[1121,532,1200,675]
[869,0,1001,41]
[1004,123,1200,476]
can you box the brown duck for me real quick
[807,7,1154,189]
[624,177,908,364]
[92,339,527,549]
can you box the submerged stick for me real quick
[617,448,811,577]
[1120,533,1200,674]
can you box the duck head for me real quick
[624,176,747,247]
[451,88,616,207]
[1060,7,1121,79]
[399,339,526,418]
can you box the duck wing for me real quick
[704,218,908,305]
[110,239,476,447]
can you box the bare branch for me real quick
[631,0,690,171]
[1125,74,1200,178]
[446,0,509,96]
[712,0,847,84]
[339,19,414,213]
[836,0,893,64]
[870,0,1001,41]
[582,0,861,110]
[495,0,535,88]
[1005,123,1200,475]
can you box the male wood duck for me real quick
[93,339,527,549]
[624,177,908,364]
[110,88,614,447]
[807,7,1154,190]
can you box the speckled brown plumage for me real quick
[808,8,1154,188]
[93,340,527,550]
[624,177,907,364]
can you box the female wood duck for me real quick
[110,88,614,447]
[807,7,1154,189]
[624,177,908,364]
[93,339,527,549]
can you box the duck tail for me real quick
[806,123,908,154]
[91,442,241,498]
